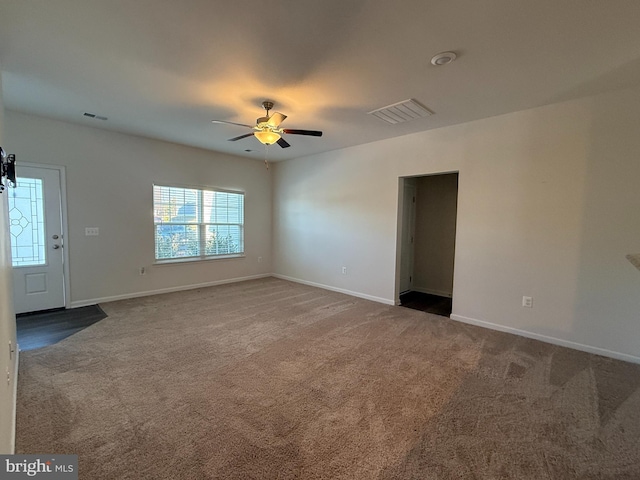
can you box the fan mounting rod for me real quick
[257,101,282,129]
[262,101,274,114]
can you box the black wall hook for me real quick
[0,147,17,193]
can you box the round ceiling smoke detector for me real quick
[430,51,457,66]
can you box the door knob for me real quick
[52,235,59,239]
[53,244,61,249]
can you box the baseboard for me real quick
[412,286,453,298]
[273,274,395,306]
[69,274,272,308]
[67,274,639,364]
[11,346,19,454]
[450,314,640,365]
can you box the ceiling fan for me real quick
[212,101,322,149]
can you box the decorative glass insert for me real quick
[8,177,47,267]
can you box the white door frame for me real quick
[395,171,460,305]
[17,162,71,309]
[394,177,412,304]
[398,180,416,295]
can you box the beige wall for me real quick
[273,85,640,362]
[413,173,458,297]
[5,111,272,305]
[0,68,18,453]
[4,83,640,372]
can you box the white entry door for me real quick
[8,165,65,314]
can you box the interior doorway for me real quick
[396,172,459,317]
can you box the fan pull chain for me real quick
[264,144,270,170]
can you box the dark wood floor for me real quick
[399,291,452,317]
[17,305,107,351]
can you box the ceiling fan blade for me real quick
[282,129,323,137]
[267,112,287,128]
[212,120,254,128]
[228,133,255,142]
[277,138,291,149]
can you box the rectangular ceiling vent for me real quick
[368,99,433,124]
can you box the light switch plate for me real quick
[85,227,99,236]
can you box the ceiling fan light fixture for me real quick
[254,130,281,145]
[214,101,321,149]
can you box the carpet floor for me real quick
[16,278,640,479]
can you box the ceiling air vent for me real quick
[368,99,433,125]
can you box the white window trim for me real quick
[153,254,245,266]
[153,184,245,264]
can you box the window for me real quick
[153,185,244,261]
[8,177,46,267]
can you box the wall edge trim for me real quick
[450,314,640,365]
[69,274,272,308]
[273,274,395,305]
[10,347,19,454]
[412,286,453,298]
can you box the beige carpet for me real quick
[16,278,640,479]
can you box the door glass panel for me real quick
[8,177,46,267]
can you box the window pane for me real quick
[202,191,244,224]
[155,224,200,259]
[204,225,243,256]
[8,177,46,267]
[154,186,199,224]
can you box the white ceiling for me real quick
[2,0,640,161]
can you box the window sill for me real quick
[154,254,245,266]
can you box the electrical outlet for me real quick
[85,227,99,236]
[258,256,263,263]
[522,296,533,308]
[342,266,347,275]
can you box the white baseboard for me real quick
[11,346,19,454]
[66,274,639,365]
[273,274,395,306]
[412,286,453,298]
[69,274,272,308]
[450,314,640,365]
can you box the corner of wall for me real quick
[0,65,19,453]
